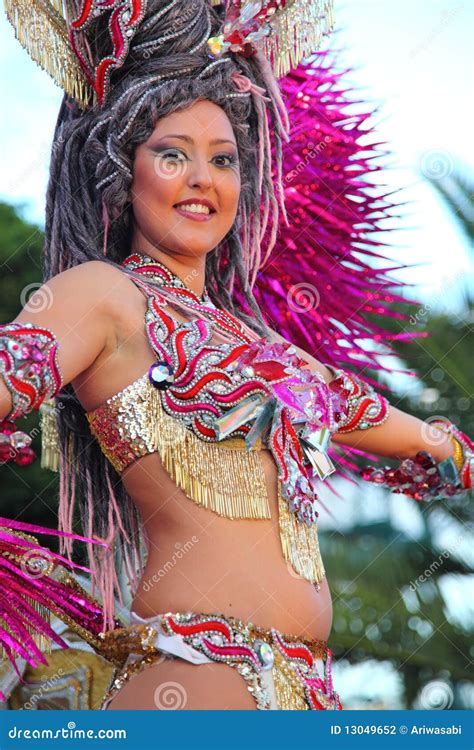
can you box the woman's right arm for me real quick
[0,260,125,421]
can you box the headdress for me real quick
[4,0,335,108]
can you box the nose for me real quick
[187,154,213,189]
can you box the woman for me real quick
[1,0,472,710]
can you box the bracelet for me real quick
[360,417,473,501]
[449,435,465,473]
[0,418,36,466]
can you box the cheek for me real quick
[220,171,241,217]
[131,153,180,210]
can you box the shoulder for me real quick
[45,260,140,314]
[51,259,126,288]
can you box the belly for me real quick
[122,451,333,641]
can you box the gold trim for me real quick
[277,483,326,584]
[86,375,272,521]
[264,0,335,79]
[4,0,91,108]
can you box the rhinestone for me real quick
[148,360,174,390]
[10,431,32,449]
[254,640,274,670]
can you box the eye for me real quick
[213,153,238,168]
[159,149,186,162]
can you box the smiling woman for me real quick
[1,0,473,715]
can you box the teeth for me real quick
[175,203,211,214]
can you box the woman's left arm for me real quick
[331,404,453,463]
[267,328,471,494]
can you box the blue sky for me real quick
[0,0,472,314]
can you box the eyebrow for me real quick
[154,134,237,147]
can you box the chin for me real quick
[171,236,220,257]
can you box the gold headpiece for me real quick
[3,0,334,109]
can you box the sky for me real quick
[0,0,472,708]
[332,0,474,314]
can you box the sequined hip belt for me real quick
[99,610,342,711]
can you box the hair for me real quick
[44,0,290,629]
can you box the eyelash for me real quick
[158,148,238,168]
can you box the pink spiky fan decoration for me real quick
[234,44,421,489]
[247,46,419,381]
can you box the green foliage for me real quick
[0,203,60,544]
[0,202,44,321]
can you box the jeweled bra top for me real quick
[84,252,370,587]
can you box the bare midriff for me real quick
[123,447,333,642]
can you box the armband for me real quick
[0,322,63,420]
[326,366,390,432]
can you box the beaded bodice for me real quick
[85,253,338,528]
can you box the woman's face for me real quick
[131,99,241,261]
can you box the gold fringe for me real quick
[272,647,309,710]
[277,483,325,584]
[0,601,53,663]
[147,385,271,520]
[4,0,91,108]
[40,398,60,473]
[263,0,335,79]
[0,528,55,662]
